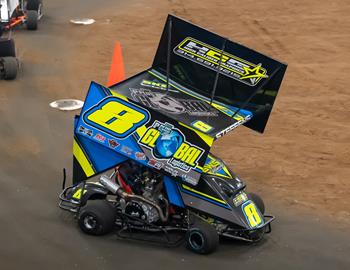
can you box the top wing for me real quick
[152,15,287,133]
[73,15,288,185]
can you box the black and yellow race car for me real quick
[59,15,287,254]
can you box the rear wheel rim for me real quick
[83,215,97,230]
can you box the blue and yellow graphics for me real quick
[73,82,212,185]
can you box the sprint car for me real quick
[0,0,43,31]
[59,15,287,254]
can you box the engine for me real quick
[124,201,160,223]
[118,162,167,224]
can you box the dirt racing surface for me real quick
[0,0,349,269]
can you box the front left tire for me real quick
[78,200,116,236]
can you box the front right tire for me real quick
[186,219,219,254]
[78,200,116,236]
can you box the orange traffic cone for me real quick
[107,42,125,87]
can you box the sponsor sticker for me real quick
[139,120,204,173]
[78,125,93,137]
[174,37,268,86]
[203,158,222,174]
[121,145,133,156]
[94,133,106,143]
[191,120,213,133]
[148,159,164,170]
[215,114,252,138]
[108,139,119,149]
[135,151,146,160]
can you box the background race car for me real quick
[0,0,43,31]
[0,0,43,79]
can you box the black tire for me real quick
[26,10,38,30]
[186,219,219,254]
[78,200,116,236]
[248,193,265,215]
[26,0,42,11]
[2,57,18,80]
[0,39,16,57]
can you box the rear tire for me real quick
[186,219,219,254]
[78,200,116,236]
[1,57,18,80]
[248,193,265,215]
[26,10,38,30]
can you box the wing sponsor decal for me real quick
[203,157,222,174]
[215,114,252,139]
[130,88,218,117]
[139,120,204,173]
[202,154,232,178]
[140,79,178,92]
[191,120,213,133]
[174,37,269,86]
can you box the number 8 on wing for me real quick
[83,97,150,138]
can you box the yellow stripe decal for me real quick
[73,139,95,177]
[109,88,129,101]
[182,184,227,204]
[222,166,232,178]
[208,172,231,179]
